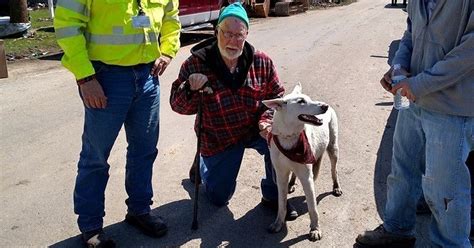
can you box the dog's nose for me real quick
[321,104,328,112]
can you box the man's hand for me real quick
[259,122,272,139]
[188,73,209,91]
[151,55,172,77]
[79,78,107,109]
[380,67,410,92]
[380,69,393,92]
[391,79,416,101]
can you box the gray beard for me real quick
[219,47,242,61]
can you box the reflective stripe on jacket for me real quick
[54,0,181,79]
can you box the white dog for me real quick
[262,83,342,241]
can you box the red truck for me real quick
[179,0,222,30]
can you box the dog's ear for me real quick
[291,82,302,95]
[262,99,284,110]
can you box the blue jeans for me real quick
[74,61,160,233]
[467,151,474,235]
[199,135,278,206]
[384,104,473,247]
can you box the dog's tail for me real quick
[326,108,341,195]
[327,108,339,155]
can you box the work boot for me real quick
[125,213,168,238]
[356,224,415,248]
[82,229,115,248]
[261,198,298,221]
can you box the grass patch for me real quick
[3,8,61,60]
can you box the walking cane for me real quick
[189,152,201,184]
[191,84,206,230]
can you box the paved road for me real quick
[1,1,464,247]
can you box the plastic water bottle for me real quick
[391,64,410,110]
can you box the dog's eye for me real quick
[297,99,306,104]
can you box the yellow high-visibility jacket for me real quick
[54,0,181,80]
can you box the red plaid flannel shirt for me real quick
[170,50,284,156]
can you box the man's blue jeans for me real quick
[199,135,278,206]
[74,61,160,233]
[384,104,473,247]
[468,151,474,236]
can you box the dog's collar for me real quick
[267,131,317,164]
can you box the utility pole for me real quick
[10,0,29,23]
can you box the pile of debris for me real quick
[246,0,355,17]
[247,0,309,17]
[309,0,356,9]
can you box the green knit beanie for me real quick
[218,3,249,28]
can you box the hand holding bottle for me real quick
[391,64,410,110]
[380,65,410,92]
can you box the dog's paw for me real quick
[332,187,343,197]
[267,221,284,233]
[308,229,322,241]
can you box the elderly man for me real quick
[170,3,297,220]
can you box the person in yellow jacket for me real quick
[54,0,180,246]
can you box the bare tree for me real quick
[10,0,29,23]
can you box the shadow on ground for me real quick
[370,39,399,67]
[384,3,407,9]
[50,179,340,247]
[49,177,340,247]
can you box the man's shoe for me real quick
[82,229,116,248]
[125,213,168,238]
[261,198,298,221]
[356,225,415,248]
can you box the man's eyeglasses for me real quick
[218,27,247,41]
